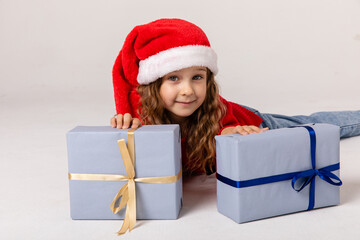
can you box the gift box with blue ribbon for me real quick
[215,123,342,223]
[67,125,183,234]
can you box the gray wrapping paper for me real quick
[215,124,340,223]
[67,125,182,220]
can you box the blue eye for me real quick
[193,75,203,80]
[168,76,179,81]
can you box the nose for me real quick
[179,80,194,96]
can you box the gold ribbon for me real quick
[68,128,182,235]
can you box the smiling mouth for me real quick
[176,100,196,104]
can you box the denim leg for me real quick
[240,105,360,139]
[260,111,360,139]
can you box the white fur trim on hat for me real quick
[137,45,218,85]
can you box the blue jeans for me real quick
[242,106,360,139]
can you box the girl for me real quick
[110,18,360,175]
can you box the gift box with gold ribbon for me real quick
[67,125,182,234]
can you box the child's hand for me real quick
[221,125,269,135]
[111,113,142,129]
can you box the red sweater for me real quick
[218,96,263,133]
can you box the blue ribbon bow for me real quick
[290,126,342,210]
[216,125,342,211]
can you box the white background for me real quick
[1,0,359,239]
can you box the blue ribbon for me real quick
[216,125,342,210]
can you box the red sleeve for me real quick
[218,96,263,134]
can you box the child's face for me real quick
[160,66,207,121]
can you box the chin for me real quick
[171,110,196,119]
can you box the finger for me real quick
[235,126,249,135]
[123,113,132,129]
[111,116,116,128]
[116,114,123,129]
[257,127,269,132]
[242,125,256,134]
[249,125,263,133]
[131,118,142,129]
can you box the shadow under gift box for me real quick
[215,123,341,223]
[67,125,182,220]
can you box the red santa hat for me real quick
[112,18,218,117]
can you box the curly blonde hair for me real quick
[137,69,226,175]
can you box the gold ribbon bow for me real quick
[68,128,182,235]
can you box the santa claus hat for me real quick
[112,18,218,117]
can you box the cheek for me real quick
[159,84,174,105]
